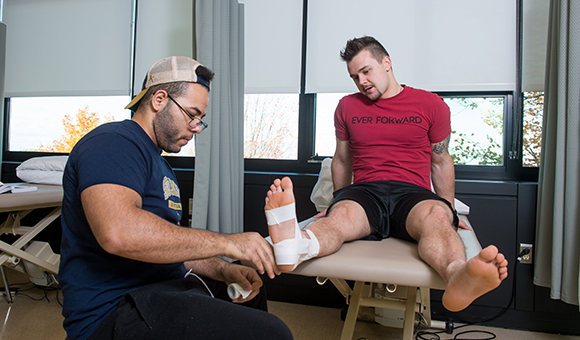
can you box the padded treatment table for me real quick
[290,215,481,340]
[0,184,63,302]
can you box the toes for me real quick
[280,177,293,190]
[479,245,499,260]
[495,252,506,263]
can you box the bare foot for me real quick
[442,245,508,312]
[265,177,306,272]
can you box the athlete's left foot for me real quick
[442,245,508,312]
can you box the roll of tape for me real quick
[227,283,251,300]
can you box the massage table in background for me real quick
[0,184,63,302]
[290,214,481,340]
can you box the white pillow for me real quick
[16,156,68,185]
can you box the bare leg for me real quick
[306,200,373,257]
[264,177,372,270]
[407,200,509,312]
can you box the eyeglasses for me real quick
[167,95,208,132]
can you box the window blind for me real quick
[4,0,133,97]
[305,0,517,93]
[522,0,550,92]
[132,0,194,96]
[243,0,302,94]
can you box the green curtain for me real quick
[534,0,580,306]
[191,0,244,234]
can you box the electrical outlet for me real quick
[519,243,533,264]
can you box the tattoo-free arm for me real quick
[184,258,264,302]
[331,138,353,191]
[82,183,280,278]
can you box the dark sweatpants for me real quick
[87,275,293,340]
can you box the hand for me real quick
[225,232,281,279]
[314,210,327,218]
[221,263,263,303]
[458,218,472,230]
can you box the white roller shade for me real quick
[306,0,517,93]
[132,0,194,96]
[522,0,550,92]
[4,0,133,97]
[243,0,302,94]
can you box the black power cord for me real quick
[4,272,62,304]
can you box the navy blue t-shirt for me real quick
[59,120,186,340]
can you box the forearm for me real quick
[100,208,233,263]
[331,159,353,190]
[332,139,353,191]
[431,154,456,208]
[184,257,230,282]
[82,185,233,264]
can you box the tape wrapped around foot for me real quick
[266,203,320,270]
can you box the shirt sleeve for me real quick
[73,133,149,196]
[428,95,452,144]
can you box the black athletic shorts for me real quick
[328,180,459,243]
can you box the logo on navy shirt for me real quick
[163,176,182,211]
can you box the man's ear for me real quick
[382,55,392,71]
[151,89,168,112]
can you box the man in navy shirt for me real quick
[59,56,291,340]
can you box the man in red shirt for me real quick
[265,36,508,312]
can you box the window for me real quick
[313,93,345,157]
[7,96,130,153]
[244,94,299,160]
[445,97,505,166]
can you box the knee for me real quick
[327,202,349,220]
[408,201,455,237]
[323,201,371,239]
[426,203,454,226]
[327,201,365,226]
[260,313,294,340]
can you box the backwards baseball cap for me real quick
[125,56,211,111]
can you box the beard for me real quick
[153,104,185,154]
[366,90,383,101]
[362,85,383,101]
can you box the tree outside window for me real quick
[522,92,543,167]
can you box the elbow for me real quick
[94,229,133,257]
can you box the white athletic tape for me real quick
[267,203,320,269]
[265,203,296,225]
[227,283,252,300]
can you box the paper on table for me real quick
[0,182,37,194]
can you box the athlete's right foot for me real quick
[264,177,319,271]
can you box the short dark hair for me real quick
[196,64,215,86]
[139,65,215,110]
[340,36,390,63]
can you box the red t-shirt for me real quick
[334,86,451,190]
